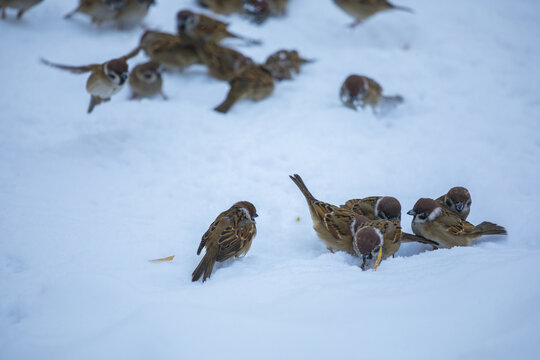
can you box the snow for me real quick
[1,0,540,359]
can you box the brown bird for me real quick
[132,30,202,70]
[264,49,313,81]
[129,61,167,100]
[64,0,126,25]
[41,56,131,113]
[192,201,258,282]
[342,196,401,221]
[214,62,274,113]
[197,0,243,15]
[196,40,251,81]
[290,174,363,254]
[115,0,154,29]
[333,0,413,27]
[436,187,472,220]
[0,0,43,19]
[407,198,506,249]
[340,74,403,115]
[176,9,261,45]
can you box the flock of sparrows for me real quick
[6,1,498,283]
[2,0,414,114]
[191,176,506,282]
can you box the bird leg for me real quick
[160,91,168,100]
[327,247,335,254]
[348,19,362,28]
[16,9,25,20]
[1,8,6,19]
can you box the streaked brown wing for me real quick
[215,221,255,261]
[41,59,99,74]
[323,208,356,240]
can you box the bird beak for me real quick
[121,72,128,81]
[373,246,383,271]
[253,213,258,218]
[455,202,464,212]
[300,58,315,64]
[407,210,415,216]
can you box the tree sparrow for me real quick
[132,30,202,70]
[115,0,154,29]
[192,201,258,282]
[0,0,43,19]
[64,0,126,25]
[435,187,472,220]
[214,62,274,113]
[196,40,251,81]
[333,0,413,27]
[264,49,314,81]
[407,198,507,249]
[340,74,403,115]
[41,57,130,113]
[341,196,401,221]
[129,61,167,100]
[176,9,261,45]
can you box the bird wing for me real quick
[437,209,477,236]
[323,207,357,240]
[342,197,378,219]
[215,218,256,262]
[41,58,100,74]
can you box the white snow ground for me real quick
[1,0,540,359]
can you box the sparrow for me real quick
[41,56,130,113]
[115,0,154,29]
[0,0,43,19]
[333,0,413,27]
[214,62,274,113]
[341,196,401,221]
[176,9,261,45]
[196,40,251,81]
[340,74,403,115]
[264,49,313,80]
[128,61,167,100]
[243,0,271,24]
[197,0,243,15]
[407,198,507,249]
[435,186,472,220]
[192,201,258,282]
[132,30,202,70]
[64,0,126,25]
[289,174,362,254]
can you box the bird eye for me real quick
[108,74,116,79]
[419,213,427,220]
[466,201,471,206]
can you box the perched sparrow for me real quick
[341,196,401,221]
[115,0,154,29]
[192,201,258,282]
[407,198,507,249]
[333,0,413,27]
[64,0,126,25]
[129,61,167,100]
[196,40,251,81]
[436,187,472,220]
[41,57,130,113]
[133,30,202,70]
[340,74,403,115]
[214,62,274,113]
[264,49,313,80]
[176,9,261,45]
[0,0,43,19]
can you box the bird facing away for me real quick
[64,0,126,25]
[192,201,258,282]
[176,9,261,45]
[407,198,506,249]
[214,62,274,113]
[340,74,403,116]
[436,187,472,220]
[128,61,167,100]
[195,40,251,81]
[0,0,43,19]
[41,56,131,113]
[342,196,401,221]
[264,49,314,81]
[333,0,413,27]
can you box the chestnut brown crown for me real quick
[354,226,382,256]
[410,198,440,216]
[344,75,367,97]
[353,214,371,233]
[234,201,258,220]
[377,196,401,221]
[447,187,471,203]
[107,59,128,73]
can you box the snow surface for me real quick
[1,0,540,359]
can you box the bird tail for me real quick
[192,248,217,282]
[400,232,439,246]
[227,31,262,46]
[375,95,404,116]
[391,5,414,13]
[474,222,507,236]
[214,86,243,113]
[289,174,316,202]
[87,96,103,114]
